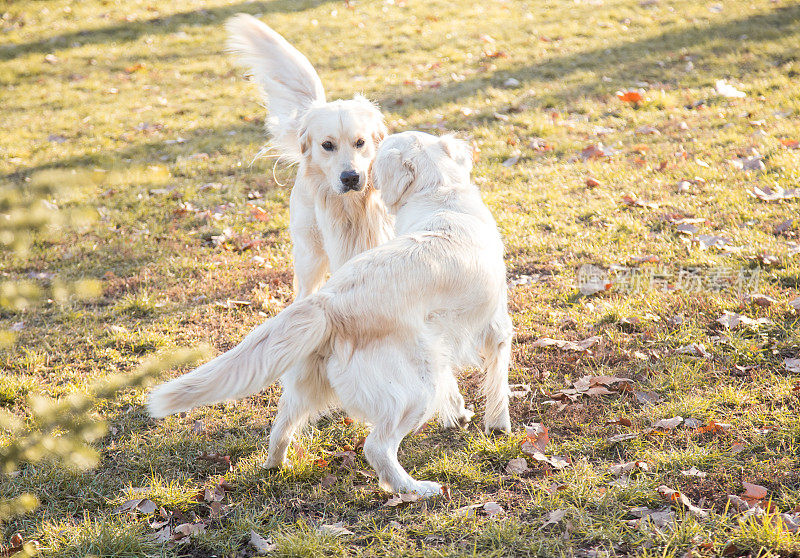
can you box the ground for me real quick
[2,0,800,556]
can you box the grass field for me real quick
[2,0,800,556]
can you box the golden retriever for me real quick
[148,132,513,496]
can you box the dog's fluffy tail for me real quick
[147,298,329,418]
[226,13,325,163]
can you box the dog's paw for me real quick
[439,407,475,430]
[483,419,511,436]
[404,480,443,498]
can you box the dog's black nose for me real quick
[340,170,360,191]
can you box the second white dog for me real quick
[226,14,393,299]
[148,132,513,496]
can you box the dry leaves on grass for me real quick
[622,193,659,209]
[657,486,708,519]
[748,185,800,202]
[675,343,711,358]
[455,501,505,517]
[716,311,773,329]
[519,423,570,470]
[319,523,354,537]
[385,492,424,507]
[532,335,601,353]
[579,143,616,161]
[249,531,277,554]
[547,375,633,408]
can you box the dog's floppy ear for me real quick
[373,147,415,207]
[298,125,311,156]
[373,119,388,147]
[440,134,473,171]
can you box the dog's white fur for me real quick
[226,14,393,298]
[148,132,513,496]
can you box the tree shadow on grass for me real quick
[379,3,800,112]
[1,0,331,62]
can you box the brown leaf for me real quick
[676,343,711,358]
[747,294,777,307]
[608,432,639,443]
[622,194,659,209]
[616,90,644,103]
[319,523,354,536]
[173,522,206,540]
[249,530,277,554]
[606,417,633,427]
[696,420,732,434]
[742,482,768,502]
[585,177,602,188]
[541,509,567,528]
[785,358,800,373]
[657,486,708,518]
[482,501,504,516]
[652,416,683,430]
[634,390,662,405]
[505,457,530,474]
[610,461,649,475]
[681,466,707,478]
[523,423,550,453]
[385,492,423,507]
[320,474,337,488]
[580,143,615,161]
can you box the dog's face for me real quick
[298,96,387,195]
[372,131,472,211]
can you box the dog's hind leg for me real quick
[438,372,473,429]
[265,355,334,468]
[480,306,513,434]
[329,339,442,496]
[363,422,441,497]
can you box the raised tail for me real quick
[225,13,326,163]
[147,298,329,418]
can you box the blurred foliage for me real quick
[0,175,204,555]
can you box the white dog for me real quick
[148,132,513,496]
[226,14,393,298]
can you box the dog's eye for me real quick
[355,138,365,148]
[321,141,335,151]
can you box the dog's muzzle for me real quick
[339,170,361,192]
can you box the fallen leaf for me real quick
[385,492,423,507]
[657,486,708,518]
[173,522,206,540]
[652,416,683,430]
[676,343,711,358]
[779,138,799,149]
[198,452,233,470]
[742,482,768,503]
[747,294,777,307]
[608,432,639,443]
[730,156,765,172]
[482,502,504,516]
[502,154,520,167]
[748,185,800,202]
[580,143,616,161]
[634,390,662,405]
[249,530,277,554]
[505,457,530,474]
[790,297,800,311]
[681,466,707,478]
[697,420,732,434]
[532,336,601,352]
[605,417,633,427]
[541,509,567,529]
[622,194,659,209]
[610,461,649,475]
[585,177,602,188]
[616,90,644,103]
[523,423,550,453]
[782,358,800,373]
[319,523,354,536]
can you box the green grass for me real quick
[2,0,800,556]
